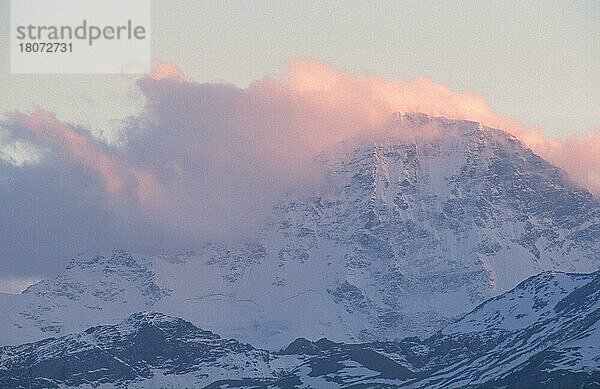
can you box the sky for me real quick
[0,1,598,292]
[0,1,598,137]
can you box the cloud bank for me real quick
[1,59,598,281]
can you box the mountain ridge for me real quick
[1,268,598,388]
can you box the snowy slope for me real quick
[1,270,598,388]
[0,250,168,346]
[0,113,598,349]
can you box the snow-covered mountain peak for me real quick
[391,111,476,127]
[0,113,598,350]
[21,249,165,304]
[0,250,170,345]
[124,311,174,326]
[443,269,600,335]
[117,310,218,335]
[385,111,486,141]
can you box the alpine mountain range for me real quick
[1,113,599,388]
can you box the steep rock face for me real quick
[252,113,599,343]
[1,114,598,349]
[1,270,598,388]
[184,113,598,345]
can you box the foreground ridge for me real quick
[1,269,599,388]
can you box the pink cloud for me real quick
[247,59,599,195]
[541,133,600,196]
[149,60,189,82]
[8,58,599,223]
[8,109,160,204]
[2,58,596,260]
[258,59,530,143]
